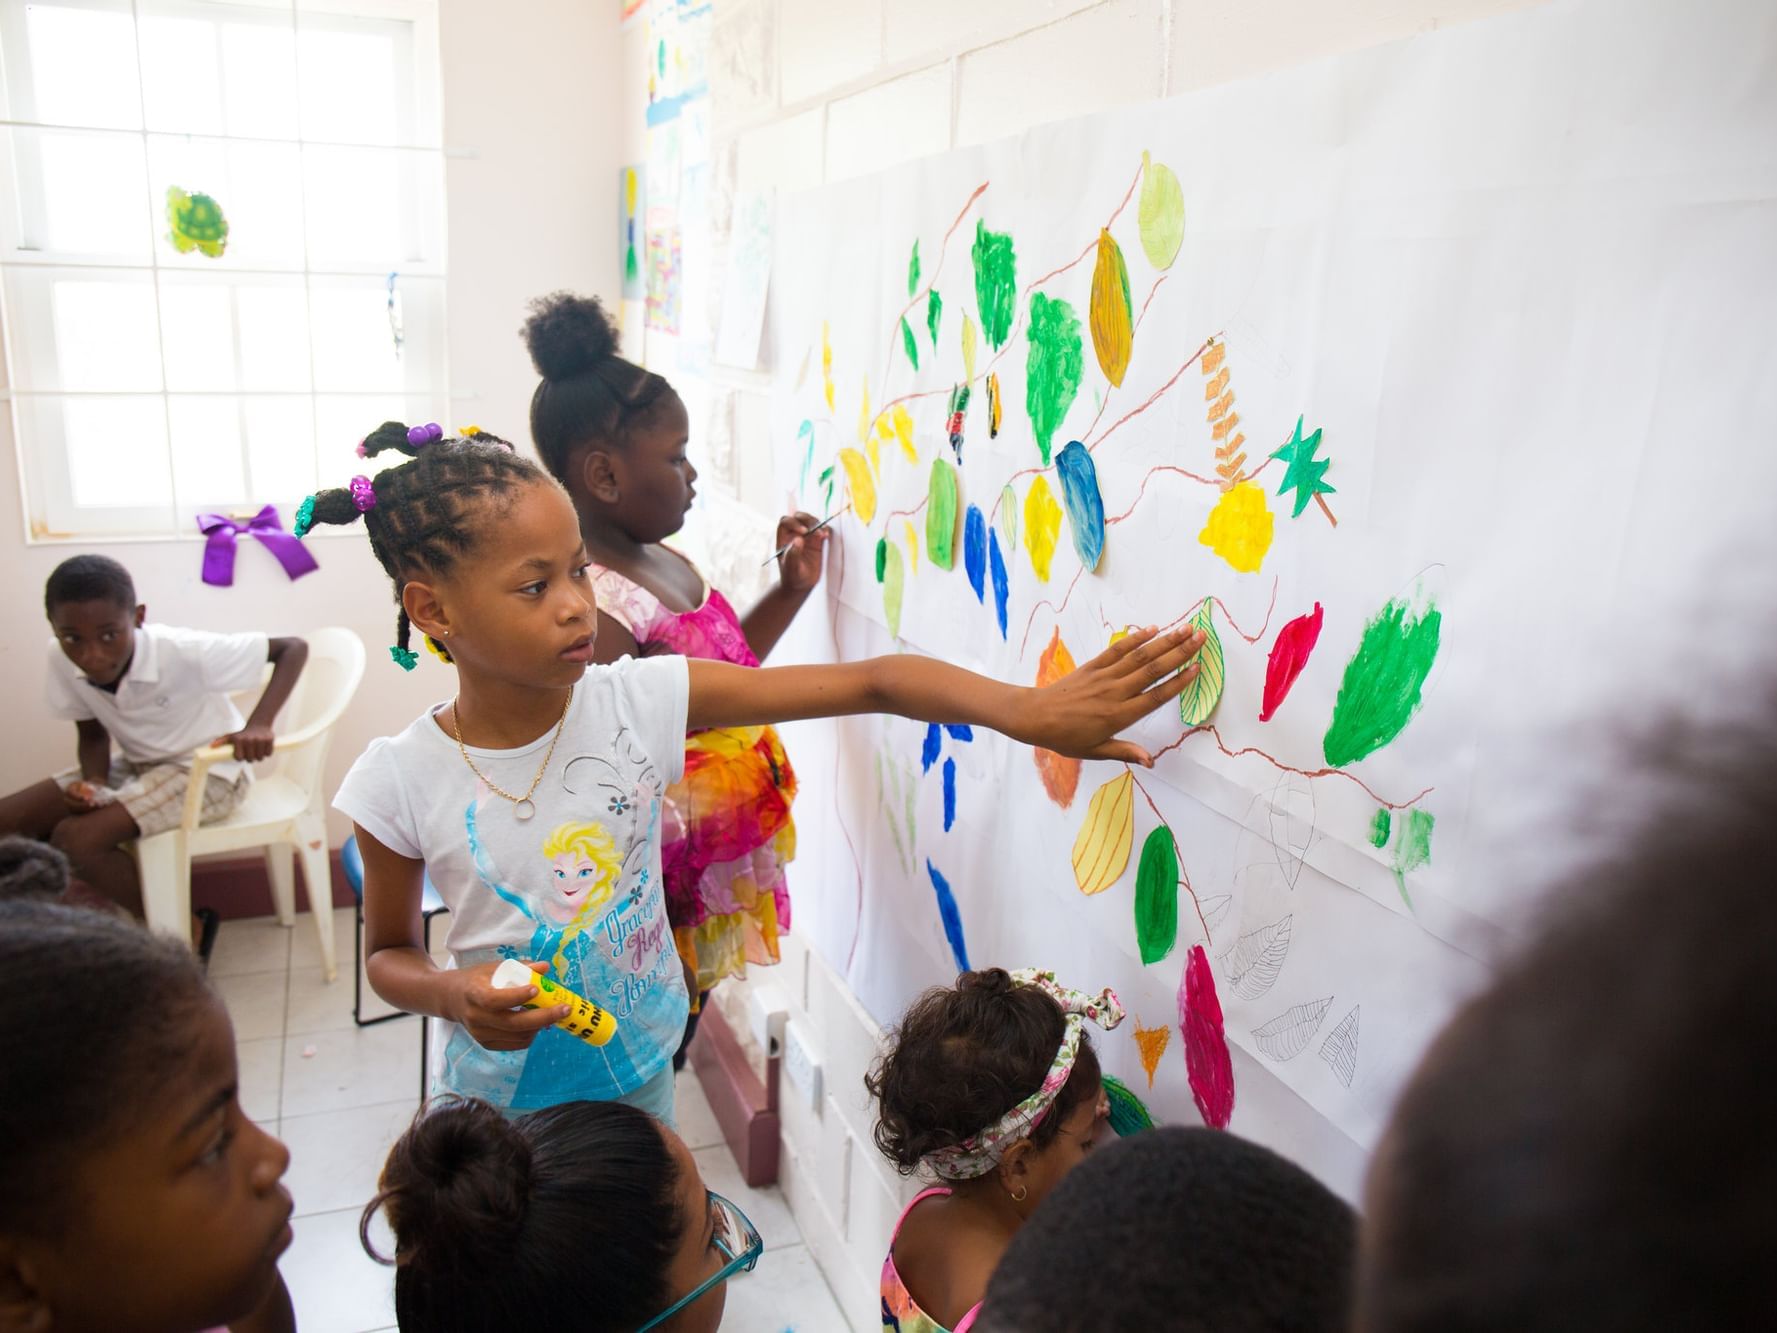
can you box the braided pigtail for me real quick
[299,421,547,670]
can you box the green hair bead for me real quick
[389,645,419,672]
[293,494,317,539]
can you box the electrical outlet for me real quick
[747,983,788,1059]
[783,1019,822,1113]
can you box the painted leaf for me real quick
[1251,996,1334,1062]
[1178,600,1226,727]
[1033,630,1081,808]
[1223,915,1293,1001]
[900,315,920,371]
[971,220,1017,351]
[1103,1075,1154,1137]
[926,458,960,571]
[1319,1005,1360,1088]
[796,419,815,491]
[1392,807,1435,907]
[961,312,978,382]
[1134,1021,1171,1089]
[907,238,920,297]
[989,529,1010,639]
[1088,229,1134,387]
[874,538,887,583]
[1025,293,1082,465]
[880,539,905,637]
[927,288,943,347]
[1271,416,1336,519]
[1368,808,1391,849]
[1134,826,1179,965]
[987,371,1003,437]
[921,722,941,774]
[818,464,835,513]
[1023,474,1063,582]
[963,504,987,602]
[943,725,973,742]
[1260,602,1323,722]
[837,448,877,523]
[1322,596,1443,767]
[1055,440,1106,572]
[998,483,1019,550]
[1137,150,1185,270]
[1071,770,1134,895]
[1181,945,1235,1130]
[904,520,920,572]
[926,860,970,973]
[821,321,835,412]
[1198,480,1274,574]
[942,756,957,832]
[879,403,917,465]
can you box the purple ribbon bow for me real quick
[197,505,320,588]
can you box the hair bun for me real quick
[522,292,619,382]
[959,967,1016,997]
[0,837,71,901]
[371,1099,533,1268]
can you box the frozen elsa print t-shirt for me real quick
[334,657,691,1110]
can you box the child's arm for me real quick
[75,719,110,783]
[686,624,1206,766]
[357,825,571,1049]
[742,511,830,661]
[220,636,308,762]
[591,610,642,666]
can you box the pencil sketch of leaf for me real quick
[1268,773,1314,889]
[1252,996,1333,1062]
[1221,915,1292,1001]
[1319,1005,1359,1088]
[1201,895,1233,936]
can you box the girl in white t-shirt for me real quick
[307,424,1206,1125]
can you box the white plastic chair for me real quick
[136,626,366,981]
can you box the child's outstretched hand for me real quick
[1015,624,1208,765]
[450,959,571,1051]
[774,511,830,592]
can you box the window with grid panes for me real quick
[0,0,447,539]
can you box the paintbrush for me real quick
[762,507,848,565]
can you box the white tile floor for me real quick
[215,913,849,1333]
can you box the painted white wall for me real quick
[0,0,624,843]
[677,3,1547,1327]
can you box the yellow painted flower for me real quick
[1199,481,1274,574]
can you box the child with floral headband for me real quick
[866,967,1124,1333]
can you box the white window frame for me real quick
[0,0,449,541]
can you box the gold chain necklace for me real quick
[449,689,573,822]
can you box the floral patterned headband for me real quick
[924,968,1125,1181]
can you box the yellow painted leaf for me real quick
[890,404,916,463]
[1088,229,1134,387]
[1137,150,1185,270]
[1071,770,1135,895]
[1033,630,1081,809]
[904,520,920,573]
[961,312,978,383]
[1024,474,1063,582]
[1198,480,1273,574]
[822,321,835,413]
[1177,599,1226,726]
[838,447,877,524]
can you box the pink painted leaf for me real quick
[1180,944,1235,1129]
[1259,602,1324,723]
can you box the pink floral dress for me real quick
[881,1188,982,1333]
[590,557,796,991]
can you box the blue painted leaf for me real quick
[963,504,987,602]
[943,724,974,742]
[927,860,971,973]
[921,723,942,773]
[989,529,1010,639]
[796,420,814,491]
[942,757,957,832]
[1055,440,1106,572]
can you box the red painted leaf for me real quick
[1180,944,1235,1129]
[1259,602,1324,723]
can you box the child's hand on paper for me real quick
[774,511,830,592]
[219,722,278,763]
[1015,624,1207,765]
[450,959,571,1052]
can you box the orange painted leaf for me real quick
[1033,629,1081,808]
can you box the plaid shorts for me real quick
[56,761,250,838]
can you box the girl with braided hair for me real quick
[304,422,1208,1124]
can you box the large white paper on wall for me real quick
[765,0,1777,1187]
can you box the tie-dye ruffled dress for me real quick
[589,559,796,992]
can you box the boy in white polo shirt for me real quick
[0,556,308,944]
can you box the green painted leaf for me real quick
[1137,150,1185,270]
[1323,596,1443,767]
[1134,826,1179,965]
[1178,600,1226,727]
[926,458,960,571]
[1368,808,1391,849]
[927,288,943,347]
[900,316,920,371]
[908,239,920,296]
[971,220,1017,351]
[881,540,905,637]
[1024,293,1082,466]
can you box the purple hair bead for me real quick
[355,439,369,458]
[349,474,377,513]
[406,422,444,448]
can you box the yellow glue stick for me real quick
[491,958,617,1048]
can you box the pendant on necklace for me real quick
[514,798,537,822]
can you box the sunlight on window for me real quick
[66,398,174,508]
[222,21,301,139]
[39,134,152,257]
[309,285,403,391]
[169,395,248,504]
[236,286,313,392]
[298,29,399,145]
[303,147,404,263]
[245,396,319,501]
[157,283,236,393]
[139,16,224,135]
[52,282,161,392]
[26,5,143,130]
